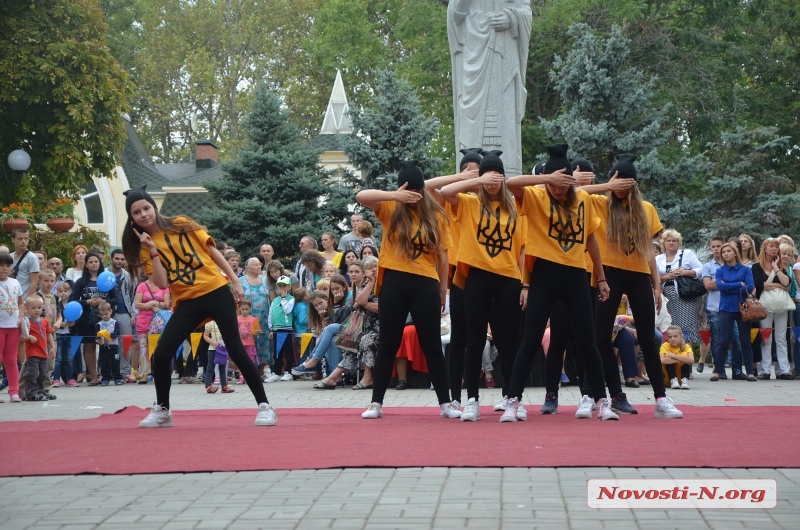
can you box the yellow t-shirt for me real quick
[445,201,461,269]
[319,251,343,269]
[659,342,694,357]
[521,186,600,271]
[589,195,663,274]
[140,218,228,310]
[374,200,452,291]
[453,194,525,284]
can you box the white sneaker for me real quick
[362,402,383,419]
[139,404,173,428]
[575,395,593,419]
[254,403,277,426]
[655,396,683,418]
[280,372,293,381]
[670,377,680,389]
[680,377,689,390]
[265,374,281,383]
[494,396,509,411]
[597,398,619,421]
[499,398,519,422]
[440,402,462,418]
[460,398,480,422]
[516,402,528,421]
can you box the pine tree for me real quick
[342,70,443,192]
[538,23,705,243]
[200,84,349,261]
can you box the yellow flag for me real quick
[750,328,759,342]
[148,334,161,360]
[190,332,203,358]
[300,333,313,358]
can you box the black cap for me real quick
[479,150,504,176]
[570,157,594,173]
[610,154,637,180]
[124,186,157,214]
[398,160,425,190]
[459,148,483,170]
[544,144,573,175]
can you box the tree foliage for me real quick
[0,0,130,209]
[200,84,348,262]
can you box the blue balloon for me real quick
[64,301,83,323]
[97,271,117,293]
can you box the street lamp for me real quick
[7,149,31,179]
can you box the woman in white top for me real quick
[656,229,703,343]
[65,245,87,283]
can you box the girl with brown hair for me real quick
[356,160,459,419]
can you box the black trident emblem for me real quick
[157,230,204,285]
[548,201,585,252]
[477,206,515,258]
[409,228,428,260]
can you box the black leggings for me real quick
[151,285,268,409]
[545,299,590,396]
[595,266,666,399]
[447,281,467,402]
[371,269,450,405]
[462,267,521,401]
[509,259,607,401]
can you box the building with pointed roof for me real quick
[311,70,359,181]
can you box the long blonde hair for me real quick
[386,188,447,261]
[757,238,780,271]
[738,233,758,263]
[606,184,652,259]
[307,289,330,334]
[477,180,518,224]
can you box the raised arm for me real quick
[424,169,479,190]
[440,172,504,206]
[356,183,421,211]
[579,173,636,195]
[506,169,576,199]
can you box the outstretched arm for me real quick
[506,169,576,199]
[440,172,504,206]
[356,183,421,211]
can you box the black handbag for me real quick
[674,251,707,300]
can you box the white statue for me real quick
[447,0,532,177]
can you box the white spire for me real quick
[319,70,353,135]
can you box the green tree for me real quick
[538,23,705,242]
[699,127,800,242]
[0,0,130,208]
[200,84,348,261]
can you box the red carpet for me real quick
[2,406,798,476]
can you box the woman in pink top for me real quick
[133,274,170,383]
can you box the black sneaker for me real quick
[611,393,638,414]
[540,392,558,414]
[759,373,771,380]
[696,362,704,373]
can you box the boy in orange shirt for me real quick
[21,295,55,401]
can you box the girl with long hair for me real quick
[503,144,615,422]
[319,232,343,268]
[70,251,117,386]
[122,188,276,427]
[752,238,791,379]
[439,150,525,421]
[584,154,682,418]
[712,242,757,381]
[356,160,460,419]
[738,234,757,266]
[65,245,87,283]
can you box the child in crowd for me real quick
[95,302,122,385]
[237,299,261,384]
[203,319,232,393]
[660,325,693,390]
[21,295,55,401]
[267,276,295,382]
[36,269,60,393]
[0,251,23,402]
[322,262,337,279]
[292,287,310,365]
[54,281,76,386]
